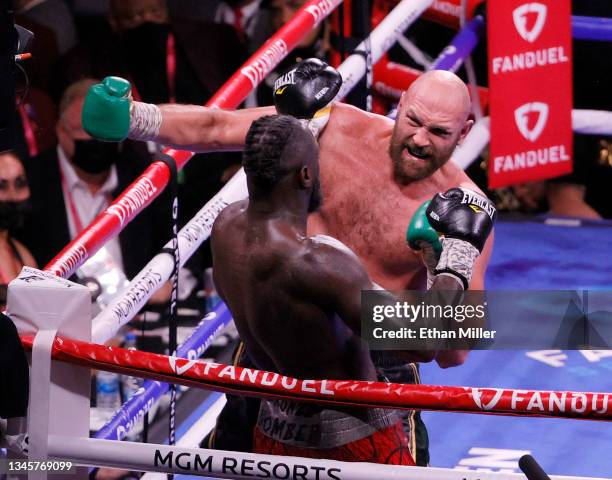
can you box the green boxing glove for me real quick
[406,200,442,288]
[82,76,132,142]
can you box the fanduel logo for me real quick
[57,241,88,277]
[241,40,288,88]
[471,388,504,411]
[514,102,548,142]
[513,3,547,43]
[169,357,198,376]
[107,177,157,227]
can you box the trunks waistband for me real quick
[256,399,400,449]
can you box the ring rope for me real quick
[44,434,604,480]
[20,334,612,422]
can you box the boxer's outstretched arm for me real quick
[157,105,276,152]
[81,76,276,150]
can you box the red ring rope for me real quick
[20,334,612,421]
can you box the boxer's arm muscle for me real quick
[157,105,276,152]
[296,241,437,364]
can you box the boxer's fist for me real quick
[426,187,496,290]
[406,200,442,256]
[82,76,132,142]
[273,58,342,138]
[426,187,496,253]
[407,200,443,288]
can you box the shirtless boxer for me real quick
[211,114,493,463]
[211,114,414,464]
[82,59,494,464]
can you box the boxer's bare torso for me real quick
[211,200,377,381]
[309,103,482,290]
[157,100,491,291]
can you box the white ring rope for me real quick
[45,435,604,480]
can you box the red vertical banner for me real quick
[487,0,573,188]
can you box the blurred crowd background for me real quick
[1,0,611,306]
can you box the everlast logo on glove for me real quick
[460,189,497,222]
[274,69,297,94]
[427,188,496,252]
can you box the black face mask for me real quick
[0,200,31,232]
[71,140,121,174]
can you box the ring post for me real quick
[7,267,91,480]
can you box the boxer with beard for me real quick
[82,59,495,464]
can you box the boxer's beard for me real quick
[308,178,323,213]
[389,124,452,183]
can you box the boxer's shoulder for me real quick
[212,200,248,233]
[294,234,362,275]
[328,103,393,136]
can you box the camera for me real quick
[1,4,34,153]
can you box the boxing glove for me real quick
[273,58,342,138]
[407,200,443,288]
[407,200,443,255]
[82,76,132,142]
[426,187,496,289]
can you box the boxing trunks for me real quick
[253,399,414,465]
[371,351,430,466]
[205,345,428,466]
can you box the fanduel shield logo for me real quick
[513,3,547,43]
[169,357,198,375]
[514,102,549,142]
[471,388,504,411]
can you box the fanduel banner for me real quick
[487,0,573,188]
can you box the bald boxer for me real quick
[82,60,495,464]
[211,114,416,464]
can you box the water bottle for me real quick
[121,332,143,402]
[121,332,145,440]
[204,268,221,312]
[96,370,121,412]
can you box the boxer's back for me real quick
[310,103,475,290]
[211,200,376,381]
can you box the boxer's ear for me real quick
[398,90,407,110]
[298,165,313,189]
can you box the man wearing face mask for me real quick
[108,0,246,106]
[18,79,171,305]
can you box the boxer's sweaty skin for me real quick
[211,199,378,381]
[155,75,492,292]
[310,103,487,291]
